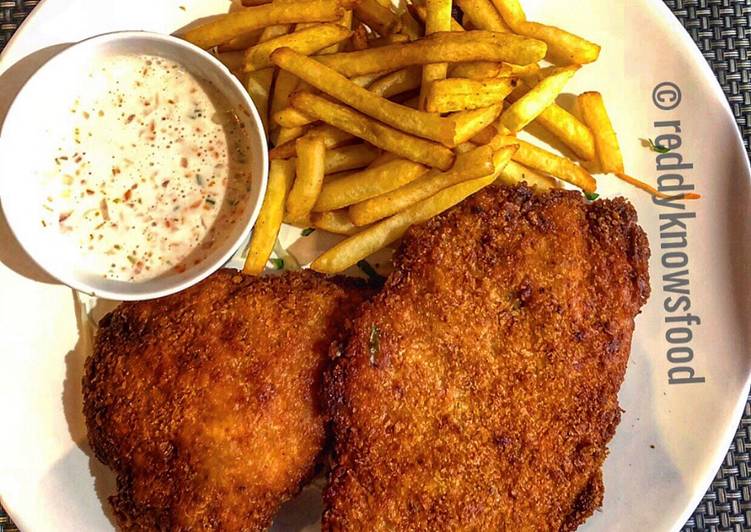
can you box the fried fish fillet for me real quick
[323,185,650,531]
[83,269,372,531]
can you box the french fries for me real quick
[349,144,496,225]
[311,209,366,235]
[400,9,425,40]
[183,0,343,49]
[243,159,296,274]
[275,125,309,145]
[498,159,557,190]
[491,0,526,28]
[271,48,455,145]
[426,77,515,113]
[243,23,352,71]
[289,92,456,169]
[245,68,274,134]
[448,61,504,79]
[286,135,326,221]
[354,0,402,35]
[180,0,683,273]
[270,124,353,159]
[270,69,300,124]
[419,0,452,110]
[576,91,623,173]
[489,134,596,192]
[456,0,509,32]
[316,33,547,77]
[315,158,428,211]
[451,103,503,145]
[500,65,578,132]
[312,172,498,273]
[324,144,380,174]
[531,101,595,161]
[513,22,600,65]
[368,67,423,98]
[369,34,411,47]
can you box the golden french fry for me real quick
[534,102,595,162]
[241,0,273,6]
[448,61,503,79]
[270,69,299,121]
[367,67,422,98]
[505,62,539,78]
[288,91,455,169]
[243,159,296,274]
[275,125,309,145]
[320,9,353,53]
[272,48,454,144]
[499,65,578,132]
[312,172,498,273]
[400,9,425,40]
[451,103,503,145]
[324,144,380,174]
[456,0,509,32]
[311,209,366,235]
[504,81,595,161]
[425,77,515,113]
[314,158,427,211]
[270,123,354,158]
[513,21,600,65]
[273,107,314,128]
[316,31,547,76]
[351,71,392,87]
[489,144,517,176]
[287,135,326,219]
[455,141,478,154]
[246,67,274,135]
[489,134,597,192]
[349,144,495,225]
[354,0,401,35]
[215,50,246,75]
[576,91,624,173]
[367,151,401,168]
[219,28,264,51]
[490,0,526,27]
[243,23,352,70]
[260,23,294,42]
[369,34,411,47]
[498,159,557,190]
[470,123,497,144]
[419,0,452,110]
[412,3,464,31]
[182,0,343,49]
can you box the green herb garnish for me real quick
[205,197,216,205]
[269,258,284,270]
[301,227,315,237]
[585,192,600,201]
[357,260,385,283]
[369,324,380,365]
[646,138,670,154]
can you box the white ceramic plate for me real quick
[0,1,749,531]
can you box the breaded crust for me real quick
[83,269,372,531]
[323,185,650,531]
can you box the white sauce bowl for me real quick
[0,31,268,300]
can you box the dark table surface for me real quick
[1,0,750,530]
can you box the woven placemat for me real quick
[1,1,750,531]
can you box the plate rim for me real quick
[0,1,750,530]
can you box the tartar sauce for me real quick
[38,53,253,281]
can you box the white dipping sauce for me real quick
[38,53,253,281]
